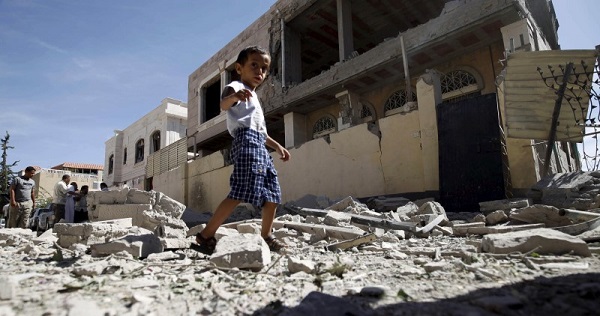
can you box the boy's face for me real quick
[236,52,270,90]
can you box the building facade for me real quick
[150,0,580,213]
[104,98,187,189]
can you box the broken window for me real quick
[108,154,114,175]
[204,79,222,122]
[123,148,127,165]
[384,90,417,114]
[135,139,144,163]
[151,131,160,153]
[441,70,481,101]
[312,115,336,139]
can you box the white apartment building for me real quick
[104,98,187,189]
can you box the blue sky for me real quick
[0,0,598,172]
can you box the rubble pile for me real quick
[1,175,600,315]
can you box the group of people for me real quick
[52,175,90,224]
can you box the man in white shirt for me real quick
[52,174,70,223]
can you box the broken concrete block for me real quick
[323,211,352,227]
[482,228,591,257]
[395,202,419,218]
[159,237,191,249]
[0,277,15,300]
[486,210,508,225]
[126,189,155,205]
[288,257,315,274]
[88,188,129,206]
[237,223,261,234]
[90,231,163,259]
[210,234,271,270]
[90,204,152,226]
[509,205,574,227]
[479,198,531,214]
[367,196,411,212]
[326,196,367,213]
[32,229,58,245]
[154,191,186,219]
[0,228,35,241]
[187,224,205,237]
[471,214,486,223]
[72,261,109,277]
[417,202,449,225]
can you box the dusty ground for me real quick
[1,225,600,316]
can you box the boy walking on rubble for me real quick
[195,46,291,254]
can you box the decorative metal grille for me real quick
[384,90,416,112]
[441,70,477,94]
[360,104,373,118]
[313,116,336,136]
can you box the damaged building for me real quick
[151,0,582,213]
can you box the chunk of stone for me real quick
[0,228,34,241]
[509,205,573,227]
[482,228,591,257]
[288,257,315,274]
[89,204,152,227]
[126,189,155,205]
[215,227,239,240]
[323,211,352,227]
[486,210,508,225]
[72,261,109,276]
[423,261,450,273]
[90,230,164,259]
[88,188,129,206]
[479,198,531,214]
[326,196,367,213]
[210,234,270,270]
[417,202,449,225]
[237,223,261,234]
[395,202,419,218]
[0,277,15,300]
[154,191,186,219]
[367,196,411,212]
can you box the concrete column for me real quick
[198,87,206,125]
[284,112,307,148]
[337,0,354,61]
[416,70,443,191]
[335,90,361,130]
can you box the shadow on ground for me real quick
[252,273,600,315]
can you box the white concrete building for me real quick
[104,98,187,189]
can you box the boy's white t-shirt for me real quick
[224,81,268,137]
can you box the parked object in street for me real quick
[28,207,54,231]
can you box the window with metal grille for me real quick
[312,115,336,138]
[441,70,479,99]
[360,102,376,122]
[384,90,417,113]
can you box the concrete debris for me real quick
[3,173,600,314]
[482,228,591,257]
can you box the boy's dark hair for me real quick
[25,166,35,172]
[62,175,70,180]
[236,46,269,65]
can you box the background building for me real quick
[104,98,187,190]
[31,163,103,206]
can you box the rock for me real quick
[288,257,315,274]
[210,234,271,270]
[482,228,591,257]
[509,205,573,227]
[486,210,508,225]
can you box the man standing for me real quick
[52,174,70,223]
[8,166,36,228]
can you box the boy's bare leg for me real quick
[200,198,241,238]
[261,202,278,238]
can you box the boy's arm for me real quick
[265,135,291,162]
[220,87,253,111]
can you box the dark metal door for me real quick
[437,93,506,212]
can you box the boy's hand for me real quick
[278,146,291,162]
[232,89,252,102]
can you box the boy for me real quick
[195,46,290,254]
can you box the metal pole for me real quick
[542,62,574,176]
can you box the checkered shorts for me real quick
[227,128,281,208]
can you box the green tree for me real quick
[0,131,19,210]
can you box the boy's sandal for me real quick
[263,235,287,252]
[195,233,217,255]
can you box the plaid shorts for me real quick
[227,128,281,208]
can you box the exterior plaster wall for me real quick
[186,153,232,212]
[33,169,101,204]
[152,165,185,204]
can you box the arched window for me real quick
[108,154,114,174]
[151,131,161,153]
[360,101,376,123]
[312,115,337,139]
[440,69,482,102]
[384,89,417,115]
[135,139,145,163]
[123,148,127,165]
